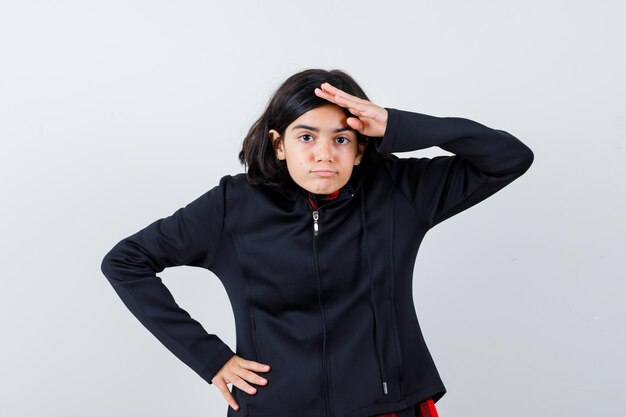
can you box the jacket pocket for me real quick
[328,299,391,416]
[246,307,325,416]
[250,309,262,364]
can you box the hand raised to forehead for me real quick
[314,82,388,138]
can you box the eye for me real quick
[336,136,351,145]
[298,134,314,143]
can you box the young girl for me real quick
[101,68,534,417]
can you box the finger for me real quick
[334,97,384,123]
[320,82,365,104]
[346,117,364,133]
[323,84,375,113]
[315,83,364,109]
[335,94,373,116]
[314,87,340,106]
[314,87,368,118]
[230,373,259,395]
[323,90,373,118]
[343,103,372,119]
[216,378,240,411]
[240,368,269,386]
[240,359,271,373]
[323,89,361,109]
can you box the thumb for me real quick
[346,117,364,134]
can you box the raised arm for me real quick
[375,107,534,228]
[100,179,236,385]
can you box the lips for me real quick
[312,170,336,177]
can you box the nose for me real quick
[314,139,334,162]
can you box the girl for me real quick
[101,68,534,417]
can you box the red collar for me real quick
[306,188,340,210]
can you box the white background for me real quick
[1,1,624,416]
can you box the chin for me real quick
[316,180,348,194]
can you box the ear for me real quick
[354,137,368,166]
[268,129,285,160]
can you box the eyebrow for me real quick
[291,124,355,134]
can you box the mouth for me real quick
[311,170,337,177]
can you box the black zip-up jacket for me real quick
[100,107,534,417]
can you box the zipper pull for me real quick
[382,381,388,395]
[312,210,319,237]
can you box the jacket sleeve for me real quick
[100,181,236,385]
[375,107,534,228]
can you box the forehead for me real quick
[289,104,353,132]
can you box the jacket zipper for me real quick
[313,210,319,237]
[311,207,333,417]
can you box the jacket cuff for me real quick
[374,107,401,154]
[200,344,237,385]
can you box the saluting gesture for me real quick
[314,82,389,138]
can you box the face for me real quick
[269,104,367,195]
